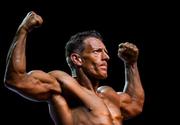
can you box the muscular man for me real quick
[4,11,144,125]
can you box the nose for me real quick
[102,51,110,61]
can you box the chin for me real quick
[98,74,108,80]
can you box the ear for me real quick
[70,53,82,66]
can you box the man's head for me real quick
[65,30,109,79]
[65,30,103,67]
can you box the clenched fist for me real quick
[118,42,139,64]
[19,11,43,32]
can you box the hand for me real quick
[118,42,139,64]
[19,11,43,32]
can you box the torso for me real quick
[49,71,124,125]
[68,87,123,125]
[100,94,123,125]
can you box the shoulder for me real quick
[48,70,70,77]
[48,70,77,84]
[97,85,128,98]
[48,70,72,80]
[97,86,131,106]
[97,85,115,93]
[97,86,127,96]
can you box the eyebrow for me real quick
[92,47,108,53]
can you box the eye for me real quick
[93,49,101,54]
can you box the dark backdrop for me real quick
[0,0,174,125]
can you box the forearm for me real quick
[123,62,144,104]
[49,95,73,125]
[118,62,144,118]
[5,11,43,82]
[5,27,28,83]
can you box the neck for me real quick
[71,68,99,92]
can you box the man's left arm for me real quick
[118,42,145,119]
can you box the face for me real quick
[80,37,110,79]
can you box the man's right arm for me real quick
[4,11,61,101]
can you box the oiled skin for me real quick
[4,11,144,125]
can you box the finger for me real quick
[37,15,43,24]
[118,43,125,48]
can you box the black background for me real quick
[0,0,176,125]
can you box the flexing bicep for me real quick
[6,70,61,101]
[118,92,143,119]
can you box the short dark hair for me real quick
[65,30,103,58]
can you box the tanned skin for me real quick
[4,11,144,125]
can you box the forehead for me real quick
[83,37,106,50]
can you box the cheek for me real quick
[82,57,98,67]
[82,60,98,73]
[83,62,108,79]
[88,63,106,75]
[81,56,101,72]
[84,62,98,71]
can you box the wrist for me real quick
[124,62,137,68]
